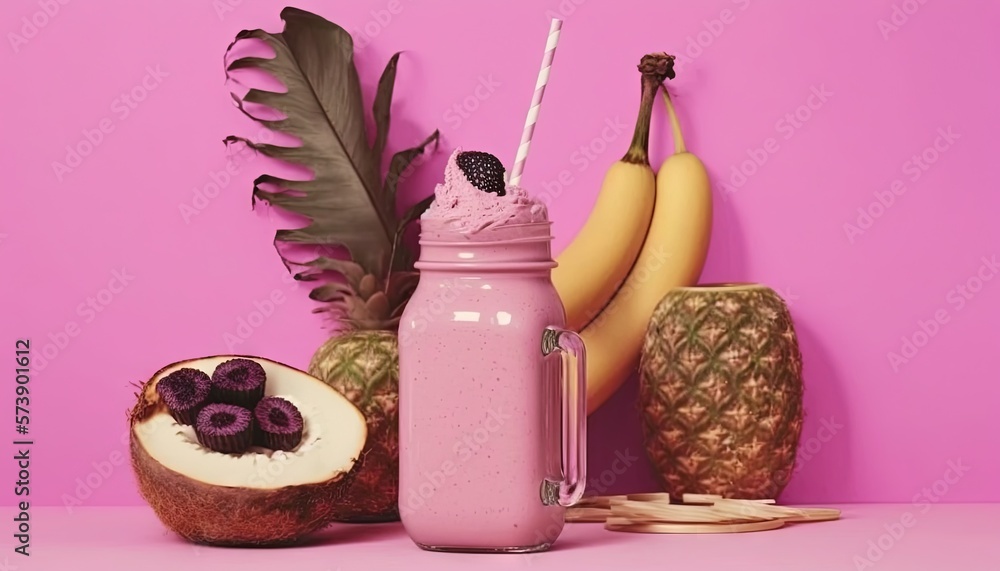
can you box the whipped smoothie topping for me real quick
[421,149,548,234]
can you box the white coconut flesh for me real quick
[134,356,366,489]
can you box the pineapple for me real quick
[308,272,415,522]
[638,284,804,500]
[311,330,399,522]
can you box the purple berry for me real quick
[195,403,253,454]
[456,151,506,196]
[156,368,211,426]
[211,358,266,408]
[253,397,304,451]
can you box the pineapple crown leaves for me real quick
[222,7,438,325]
[298,257,420,330]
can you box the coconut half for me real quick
[130,356,367,546]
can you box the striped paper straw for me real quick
[509,18,562,187]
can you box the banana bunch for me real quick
[552,57,712,414]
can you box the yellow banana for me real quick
[582,88,713,413]
[553,54,673,331]
[553,162,654,331]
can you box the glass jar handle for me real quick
[541,326,587,507]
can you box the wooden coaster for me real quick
[709,499,841,523]
[623,492,673,502]
[682,493,776,505]
[575,495,615,508]
[569,493,840,530]
[766,507,841,523]
[611,500,759,524]
[565,507,611,523]
[605,517,786,534]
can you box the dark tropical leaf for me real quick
[386,271,421,313]
[399,194,435,230]
[384,130,439,272]
[309,283,353,303]
[385,130,439,206]
[294,257,365,289]
[372,53,400,174]
[224,7,436,278]
[387,193,434,272]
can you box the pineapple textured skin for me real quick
[639,285,804,500]
[310,330,400,521]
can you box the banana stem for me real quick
[622,53,676,165]
[661,87,686,154]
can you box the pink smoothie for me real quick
[420,149,548,240]
[398,151,571,551]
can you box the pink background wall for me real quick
[2,0,997,507]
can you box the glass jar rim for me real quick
[418,221,553,246]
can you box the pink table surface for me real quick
[5,504,997,570]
